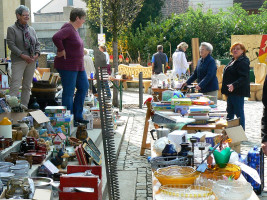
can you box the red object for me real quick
[144,97,153,105]
[119,54,123,62]
[110,55,113,63]
[24,152,46,164]
[78,144,88,165]
[147,62,151,66]
[75,146,83,165]
[126,57,129,63]
[59,165,102,200]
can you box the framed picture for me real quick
[75,146,83,165]
[78,144,88,165]
[82,143,102,165]
[85,137,101,158]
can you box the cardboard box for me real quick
[93,118,101,129]
[45,106,67,114]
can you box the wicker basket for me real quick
[33,81,57,88]
[150,156,189,172]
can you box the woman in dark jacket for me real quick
[182,42,219,104]
[221,42,250,130]
[261,75,267,155]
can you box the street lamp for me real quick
[100,0,103,34]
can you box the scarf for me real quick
[15,20,34,56]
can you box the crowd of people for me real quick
[6,5,267,155]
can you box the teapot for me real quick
[150,126,170,140]
[162,141,177,157]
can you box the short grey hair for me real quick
[199,42,213,54]
[15,5,30,15]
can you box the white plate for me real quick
[0,172,15,178]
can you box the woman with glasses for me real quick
[7,5,40,109]
[221,42,250,130]
[52,8,89,126]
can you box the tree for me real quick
[131,0,164,32]
[86,0,144,107]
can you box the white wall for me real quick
[189,0,233,13]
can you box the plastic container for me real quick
[0,117,12,138]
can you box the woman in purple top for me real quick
[52,8,89,125]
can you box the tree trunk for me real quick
[112,37,119,107]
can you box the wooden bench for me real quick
[118,64,152,93]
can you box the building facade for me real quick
[32,0,88,53]
[162,0,234,17]
[0,0,31,58]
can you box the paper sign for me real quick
[29,110,50,124]
[42,72,51,81]
[98,33,106,45]
[225,125,248,143]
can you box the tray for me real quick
[31,177,53,187]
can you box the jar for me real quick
[178,143,190,157]
[0,138,5,149]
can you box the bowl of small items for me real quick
[154,166,200,185]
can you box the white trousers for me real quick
[9,60,36,106]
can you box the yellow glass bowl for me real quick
[201,163,241,180]
[154,166,200,185]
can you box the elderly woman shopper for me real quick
[221,42,250,130]
[172,42,191,77]
[7,5,40,108]
[182,42,218,104]
[52,8,89,125]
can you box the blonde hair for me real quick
[177,42,188,50]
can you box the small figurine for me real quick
[53,133,66,150]
[51,149,64,167]
[27,127,39,139]
[76,124,88,140]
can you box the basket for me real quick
[150,156,189,172]
[32,81,57,89]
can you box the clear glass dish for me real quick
[160,184,213,198]
[212,180,252,200]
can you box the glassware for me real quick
[213,180,253,200]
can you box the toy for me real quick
[27,127,39,139]
[53,133,66,150]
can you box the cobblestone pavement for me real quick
[116,89,267,199]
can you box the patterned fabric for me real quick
[15,20,34,56]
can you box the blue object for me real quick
[57,69,89,121]
[246,146,264,194]
[162,143,177,157]
[173,91,184,98]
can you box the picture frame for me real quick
[78,144,88,165]
[82,143,102,165]
[75,146,83,165]
[85,137,101,158]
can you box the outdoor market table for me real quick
[140,102,228,156]
[150,142,260,200]
[88,77,127,112]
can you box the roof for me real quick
[35,0,87,14]
[55,132,66,140]
[234,0,265,10]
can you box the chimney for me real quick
[67,0,73,6]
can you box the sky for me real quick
[31,0,51,22]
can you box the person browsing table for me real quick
[181,42,218,104]
[52,8,89,126]
[221,42,250,130]
[7,5,40,109]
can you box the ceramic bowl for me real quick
[0,165,10,172]
[10,165,28,173]
[0,162,14,167]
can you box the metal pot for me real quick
[150,127,170,140]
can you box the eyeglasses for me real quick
[22,14,30,17]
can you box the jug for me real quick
[0,117,12,138]
[150,126,170,140]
